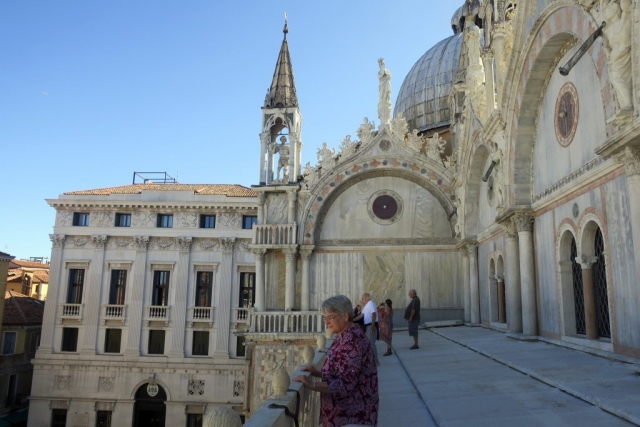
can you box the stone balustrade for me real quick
[101,304,126,324]
[188,306,214,326]
[146,305,171,325]
[250,311,325,334]
[233,308,251,325]
[252,223,298,246]
[59,303,83,322]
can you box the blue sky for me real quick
[1,1,461,261]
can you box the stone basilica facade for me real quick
[30,0,640,425]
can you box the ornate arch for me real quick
[300,161,455,245]
[130,379,172,401]
[464,136,492,236]
[507,5,610,206]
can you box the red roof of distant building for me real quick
[64,183,257,197]
[3,290,44,326]
[9,260,50,269]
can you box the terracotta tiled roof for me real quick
[64,184,257,197]
[9,260,50,269]
[32,270,49,283]
[3,290,44,326]
[7,270,22,283]
[0,251,14,261]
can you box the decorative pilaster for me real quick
[283,247,297,310]
[38,234,65,354]
[501,219,522,333]
[459,246,471,323]
[300,248,313,311]
[287,190,297,224]
[80,235,107,354]
[125,236,149,356]
[252,248,267,312]
[257,193,266,225]
[481,48,496,115]
[577,257,599,339]
[618,147,640,290]
[215,237,235,356]
[513,213,537,335]
[170,237,192,356]
[468,243,480,324]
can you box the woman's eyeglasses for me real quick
[322,314,339,322]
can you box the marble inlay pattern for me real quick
[363,252,406,308]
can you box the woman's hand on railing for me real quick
[299,364,321,377]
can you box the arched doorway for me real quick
[593,228,611,338]
[570,237,586,335]
[133,383,167,427]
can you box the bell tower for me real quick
[259,16,303,185]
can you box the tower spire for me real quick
[264,14,298,108]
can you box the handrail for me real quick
[250,311,324,334]
[252,223,298,245]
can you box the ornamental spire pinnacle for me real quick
[264,14,298,108]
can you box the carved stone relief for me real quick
[177,237,192,251]
[55,375,71,390]
[50,234,66,248]
[233,380,244,397]
[91,235,107,249]
[218,213,241,230]
[132,212,156,228]
[56,211,73,226]
[108,237,132,250]
[356,117,376,146]
[133,236,149,250]
[151,237,175,250]
[66,237,90,248]
[188,379,205,396]
[98,377,114,392]
[196,239,220,252]
[338,135,357,162]
[176,212,198,228]
[90,211,113,228]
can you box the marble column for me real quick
[502,220,522,332]
[287,190,297,224]
[496,275,506,323]
[300,248,313,311]
[460,246,471,323]
[619,147,640,289]
[253,248,267,312]
[125,236,149,356]
[491,24,507,105]
[260,132,268,185]
[482,48,496,114]
[283,248,297,310]
[513,213,537,335]
[468,244,480,324]
[288,133,297,184]
[257,193,266,225]
[170,237,192,356]
[215,238,235,356]
[577,256,599,339]
[38,234,65,354]
[80,235,107,354]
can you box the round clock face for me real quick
[555,82,579,147]
[367,190,403,225]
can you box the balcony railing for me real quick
[146,305,170,326]
[102,304,126,324]
[233,308,251,325]
[250,311,325,334]
[188,306,214,327]
[252,223,297,246]
[59,303,83,323]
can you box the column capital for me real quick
[500,218,519,238]
[481,48,494,60]
[467,243,478,256]
[576,256,598,269]
[512,213,534,233]
[49,234,66,248]
[177,236,193,251]
[252,248,267,261]
[220,237,236,253]
[492,23,508,39]
[458,245,469,257]
[91,235,107,249]
[133,236,149,250]
[299,248,313,260]
[495,275,504,282]
[283,247,298,260]
[617,147,640,177]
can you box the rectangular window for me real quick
[96,411,112,427]
[152,271,170,306]
[115,213,131,227]
[195,271,212,307]
[148,330,165,355]
[66,269,85,304]
[2,332,17,355]
[51,409,67,427]
[61,328,78,352]
[157,214,173,228]
[239,272,256,308]
[29,332,40,354]
[200,215,216,229]
[186,414,203,427]
[109,270,127,305]
[242,215,257,229]
[72,212,90,226]
[104,329,122,354]
[192,331,209,356]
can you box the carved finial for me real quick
[203,406,242,427]
[283,12,288,38]
[271,367,290,399]
[302,345,315,365]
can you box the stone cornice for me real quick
[595,118,640,158]
[47,200,258,211]
[318,237,457,247]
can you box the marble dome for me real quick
[393,33,463,133]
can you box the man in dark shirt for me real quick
[404,289,421,349]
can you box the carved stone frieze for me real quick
[132,212,156,228]
[533,157,604,202]
[152,238,176,250]
[512,213,534,233]
[318,237,456,246]
[177,237,193,251]
[91,211,113,228]
[133,236,150,250]
[235,239,251,253]
[50,234,66,248]
[108,238,132,249]
[196,239,219,251]
[55,211,73,227]
[176,212,198,228]
[98,377,114,392]
[218,213,241,229]
[91,235,108,249]
[220,237,236,253]
[66,237,90,248]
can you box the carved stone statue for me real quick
[390,113,409,140]
[338,135,357,160]
[466,23,487,122]
[317,142,336,172]
[444,148,458,172]
[271,135,290,182]
[357,117,375,145]
[491,142,505,209]
[426,132,446,161]
[302,161,318,188]
[378,58,392,126]
[454,185,464,237]
[405,129,424,153]
[602,0,633,111]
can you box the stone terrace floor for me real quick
[377,326,640,427]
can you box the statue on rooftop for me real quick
[378,58,392,126]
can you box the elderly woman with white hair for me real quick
[293,295,379,427]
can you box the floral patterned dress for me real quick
[320,323,379,427]
[377,306,393,346]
